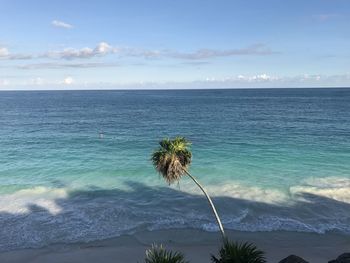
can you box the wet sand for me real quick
[0,229,349,263]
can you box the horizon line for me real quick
[0,86,350,92]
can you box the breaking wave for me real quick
[0,176,349,252]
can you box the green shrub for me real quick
[144,244,188,263]
[211,239,266,263]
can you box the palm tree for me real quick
[144,244,188,263]
[151,137,226,239]
[211,240,266,263]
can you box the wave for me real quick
[0,186,68,215]
[290,177,350,204]
[184,176,350,205]
[0,176,349,251]
[1,176,349,216]
[203,215,350,234]
[175,181,290,204]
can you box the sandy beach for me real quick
[1,229,348,263]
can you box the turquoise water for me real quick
[0,88,349,251]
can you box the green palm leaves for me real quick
[151,137,226,239]
[151,137,192,184]
[144,245,188,263]
[211,240,266,263]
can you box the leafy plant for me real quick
[211,239,266,263]
[143,244,188,263]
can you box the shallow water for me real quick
[0,88,349,251]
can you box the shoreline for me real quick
[1,229,349,263]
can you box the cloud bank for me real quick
[1,42,277,62]
[44,42,116,59]
[0,46,33,60]
[18,62,119,70]
[2,73,349,90]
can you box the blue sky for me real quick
[0,0,349,89]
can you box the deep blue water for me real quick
[0,88,349,251]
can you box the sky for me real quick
[0,0,349,89]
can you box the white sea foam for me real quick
[173,180,290,204]
[1,177,350,252]
[173,176,350,205]
[202,209,249,232]
[290,177,350,204]
[0,186,68,215]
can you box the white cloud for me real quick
[95,42,115,55]
[169,44,276,60]
[21,77,47,86]
[31,77,45,85]
[41,43,276,60]
[119,44,276,60]
[0,47,9,57]
[52,20,73,29]
[16,76,75,87]
[63,76,74,85]
[0,43,277,61]
[2,73,350,90]
[215,74,279,83]
[197,73,350,88]
[256,74,270,80]
[0,46,33,60]
[0,79,9,86]
[57,47,94,59]
[18,62,119,69]
[44,42,117,59]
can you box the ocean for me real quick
[0,88,349,251]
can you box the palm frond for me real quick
[144,244,188,263]
[151,137,192,184]
[211,239,266,263]
[159,138,172,151]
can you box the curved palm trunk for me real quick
[184,170,226,239]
